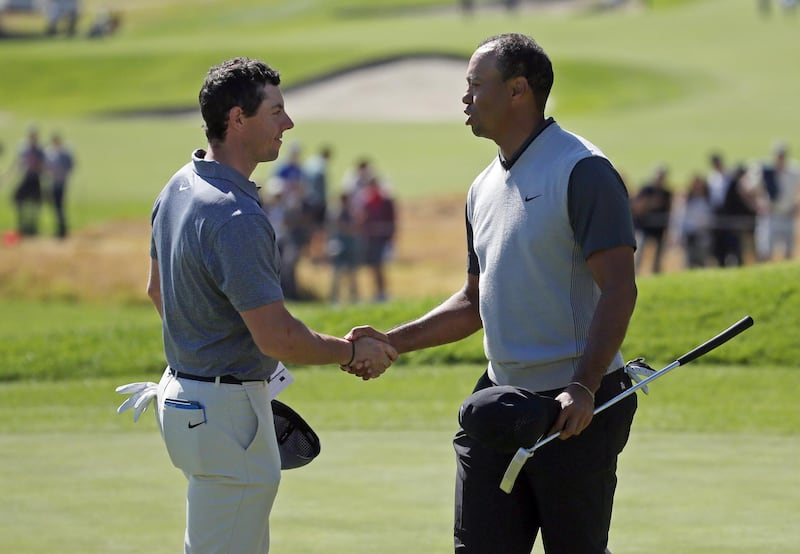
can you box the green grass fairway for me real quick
[1,262,798,551]
[1,357,798,553]
[610,432,800,554]
[0,428,797,553]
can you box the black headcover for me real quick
[458,385,561,453]
[272,399,321,470]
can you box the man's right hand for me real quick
[343,334,397,380]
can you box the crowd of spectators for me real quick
[262,137,798,300]
[3,128,794,292]
[757,0,799,17]
[630,141,799,274]
[262,145,396,304]
[2,125,75,240]
[0,0,120,39]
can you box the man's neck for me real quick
[204,142,256,179]
[498,117,551,169]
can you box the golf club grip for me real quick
[676,316,753,365]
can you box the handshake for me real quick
[340,326,396,381]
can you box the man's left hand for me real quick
[549,382,595,439]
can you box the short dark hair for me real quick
[199,57,281,142]
[479,33,553,113]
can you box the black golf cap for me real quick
[272,399,321,470]
[458,386,561,453]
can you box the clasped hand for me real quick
[340,326,397,380]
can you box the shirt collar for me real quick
[499,117,556,170]
[191,149,261,203]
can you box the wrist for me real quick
[385,329,405,354]
[568,381,595,403]
[341,340,356,367]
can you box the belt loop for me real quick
[214,376,221,387]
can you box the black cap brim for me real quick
[458,385,561,453]
[272,399,321,470]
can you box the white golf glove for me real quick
[624,357,657,395]
[116,382,158,422]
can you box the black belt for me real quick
[170,367,264,385]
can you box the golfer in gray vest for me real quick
[349,34,638,553]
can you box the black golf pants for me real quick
[454,368,637,554]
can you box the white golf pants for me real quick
[156,368,281,554]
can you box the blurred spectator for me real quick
[632,165,673,273]
[274,176,312,300]
[676,174,714,268]
[340,156,374,258]
[270,144,314,299]
[758,0,798,15]
[355,175,396,303]
[45,0,79,37]
[44,131,74,238]
[303,145,332,263]
[755,142,799,260]
[275,142,305,185]
[13,126,45,236]
[261,177,287,245]
[87,7,121,38]
[341,157,374,197]
[327,191,360,305]
[706,151,730,210]
[712,164,759,267]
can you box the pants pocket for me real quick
[161,398,207,475]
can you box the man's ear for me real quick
[228,106,245,131]
[509,76,529,100]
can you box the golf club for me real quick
[499,315,754,493]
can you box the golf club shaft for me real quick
[596,315,753,414]
[520,358,683,456]
[535,316,754,451]
[500,316,754,493]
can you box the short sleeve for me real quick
[568,156,637,259]
[206,214,284,311]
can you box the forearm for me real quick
[388,283,482,354]
[249,311,352,366]
[573,281,637,392]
